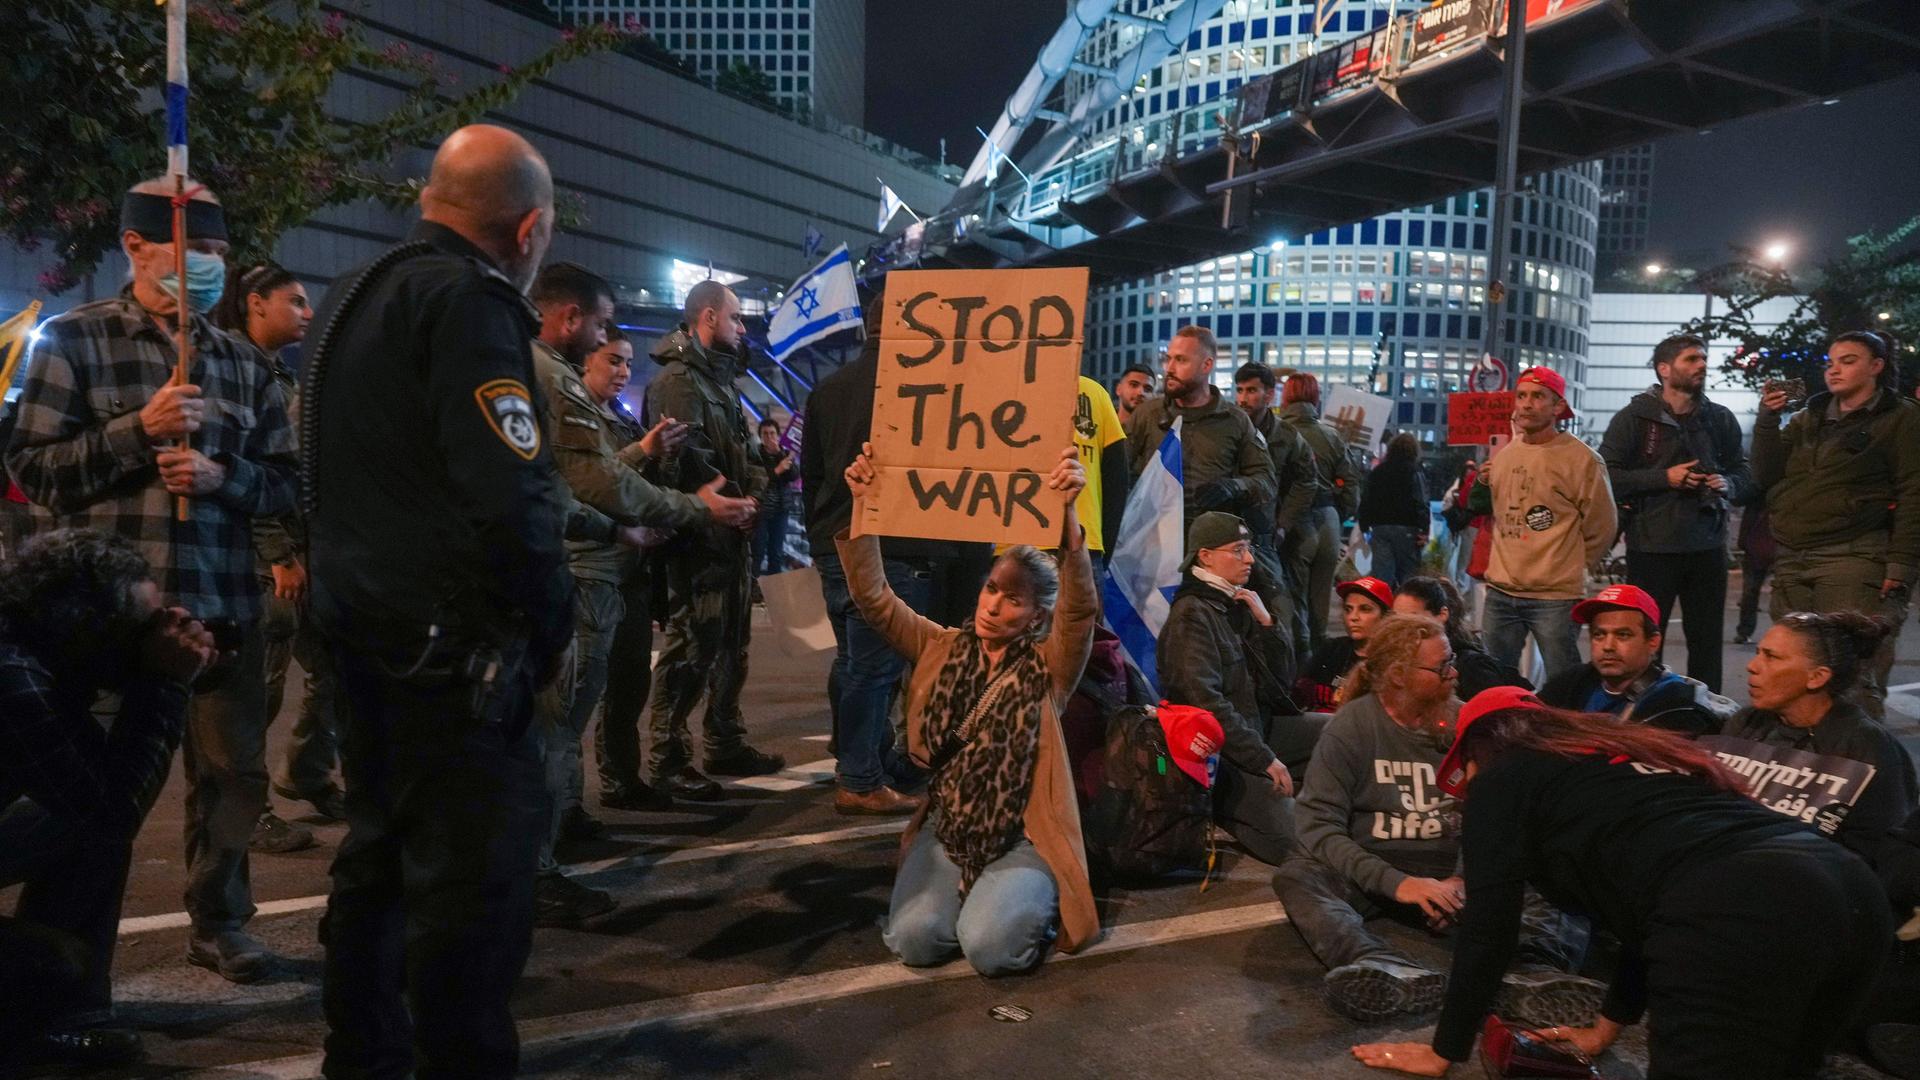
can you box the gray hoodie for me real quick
[1295,694,1461,897]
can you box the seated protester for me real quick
[1356,687,1890,1079]
[1276,617,1594,1024]
[0,529,217,1073]
[1391,575,1528,700]
[1731,611,1919,891]
[1295,577,1391,712]
[838,444,1098,976]
[1159,512,1301,867]
[1536,585,1734,736]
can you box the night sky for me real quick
[862,7,1920,271]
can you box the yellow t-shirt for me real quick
[1074,374,1126,552]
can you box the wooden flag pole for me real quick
[166,0,192,521]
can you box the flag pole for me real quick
[166,0,193,522]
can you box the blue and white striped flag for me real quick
[766,244,861,362]
[1101,418,1185,694]
[1314,0,1344,36]
[165,0,189,178]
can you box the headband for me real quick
[120,191,228,244]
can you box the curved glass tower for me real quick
[1071,0,1600,441]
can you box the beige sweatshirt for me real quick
[1484,432,1618,600]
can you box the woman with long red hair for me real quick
[1354,686,1891,1079]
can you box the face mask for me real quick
[158,249,227,313]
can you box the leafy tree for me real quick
[2,0,645,294]
[715,61,782,112]
[1672,215,1920,393]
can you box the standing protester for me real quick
[0,530,217,1073]
[528,263,744,926]
[1472,367,1617,686]
[1391,576,1528,701]
[1355,687,1891,1079]
[752,417,796,579]
[1598,334,1751,693]
[1735,504,1775,645]
[1125,327,1277,534]
[1279,373,1361,652]
[1073,374,1131,574]
[1535,584,1734,735]
[1357,433,1430,589]
[211,263,340,852]
[1752,329,1920,718]
[1113,362,1156,431]
[841,444,1100,976]
[802,300,952,815]
[645,281,782,800]
[302,125,574,1078]
[4,176,297,983]
[1235,361,1316,660]
[1158,512,1301,866]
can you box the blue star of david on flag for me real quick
[766,244,862,362]
[795,285,820,319]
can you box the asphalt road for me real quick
[11,573,1918,1079]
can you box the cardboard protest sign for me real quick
[1697,735,1879,836]
[759,565,837,657]
[854,267,1088,547]
[1324,385,1393,459]
[1447,391,1515,445]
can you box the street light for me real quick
[1763,241,1791,265]
[1644,262,1663,275]
[1881,312,1895,321]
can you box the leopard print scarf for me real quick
[921,631,1050,894]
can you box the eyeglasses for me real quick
[1415,659,1458,679]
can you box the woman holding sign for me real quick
[839,442,1098,976]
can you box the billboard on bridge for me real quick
[1308,25,1392,102]
[1408,0,1496,65]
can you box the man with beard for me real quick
[0,529,217,1072]
[1598,335,1751,692]
[1113,362,1156,430]
[302,124,575,1078]
[1124,327,1277,540]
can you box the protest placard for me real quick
[1696,735,1879,835]
[853,267,1088,547]
[1447,391,1515,445]
[1324,385,1392,458]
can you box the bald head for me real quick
[420,124,555,291]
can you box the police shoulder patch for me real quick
[474,378,542,460]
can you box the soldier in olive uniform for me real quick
[644,281,783,800]
[526,264,755,924]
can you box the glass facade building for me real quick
[1071,0,1601,439]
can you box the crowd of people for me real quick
[1,119,1918,1080]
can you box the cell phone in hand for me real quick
[1762,378,1808,410]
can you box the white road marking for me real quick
[177,901,1291,1079]
[801,733,831,742]
[115,820,909,937]
[725,756,837,791]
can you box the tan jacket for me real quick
[1484,432,1618,600]
[835,528,1101,953]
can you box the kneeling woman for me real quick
[1355,686,1891,1079]
[840,443,1098,976]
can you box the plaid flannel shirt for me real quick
[2,292,297,623]
[0,639,189,837]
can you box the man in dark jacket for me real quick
[1158,512,1300,865]
[1598,335,1752,693]
[1124,327,1277,538]
[1537,584,1736,736]
[1278,373,1361,652]
[1752,329,1920,718]
[644,281,782,799]
[1235,362,1315,665]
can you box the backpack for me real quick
[1078,679,1216,882]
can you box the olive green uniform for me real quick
[1278,401,1359,652]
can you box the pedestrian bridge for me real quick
[868,0,1920,282]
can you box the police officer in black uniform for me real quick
[301,124,573,1080]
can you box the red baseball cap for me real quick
[1336,576,1394,611]
[1571,584,1661,627]
[1157,702,1225,789]
[1516,367,1576,420]
[1436,685,1547,797]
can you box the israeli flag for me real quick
[877,181,907,232]
[767,244,862,362]
[1102,418,1185,694]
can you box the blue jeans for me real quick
[815,552,924,794]
[1482,589,1582,687]
[752,507,788,577]
[883,825,1058,977]
[1368,525,1422,589]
